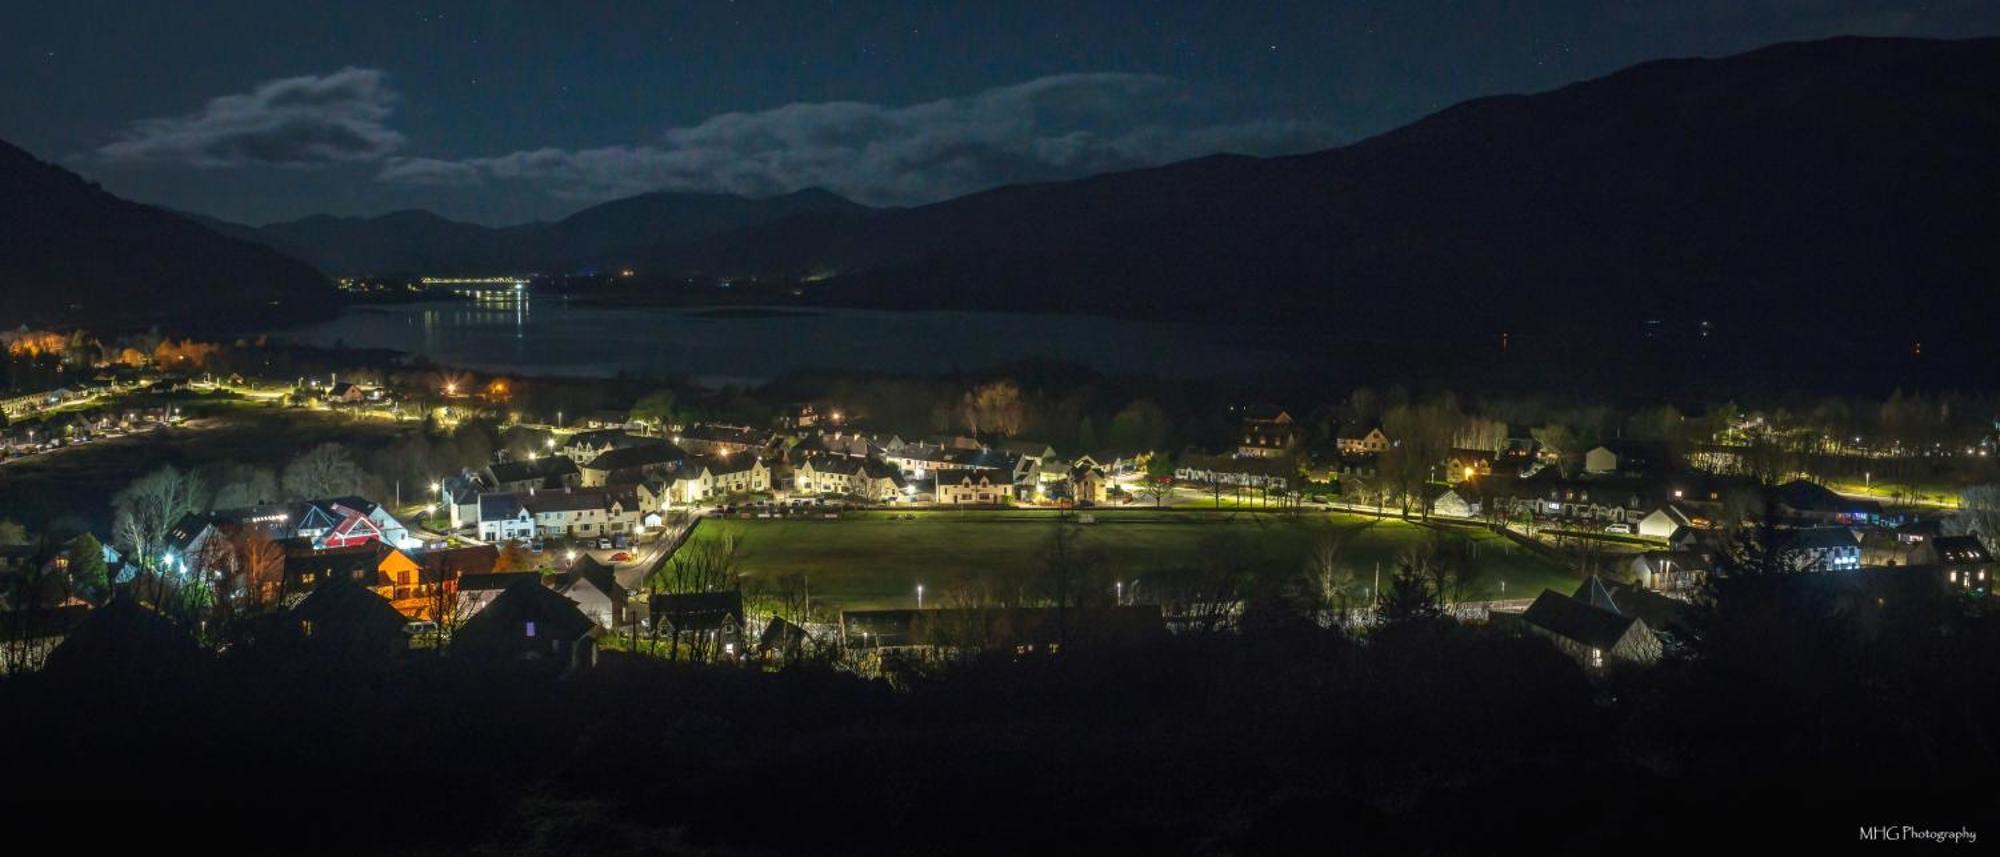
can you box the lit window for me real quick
[525,621,537,637]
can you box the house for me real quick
[560,557,629,630]
[484,457,581,493]
[700,453,771,496]
[1771,479,1885,525]
[759,615,816,656]
[580,442,688,487]
[325,382,365,404]
[1636,505,1694,540]
[283,541,420,597]
[290,578,411,662]
[475,487,645,542]
[793,456,906,501]
[1336,428,1390,455]
[562,430,663,465]
[580,409,632,430]
[648,591,747,657]
[392,544,496,620]
[1429,485,1481,519]
[1237,405,1300,459]
[1628,550,1711,592]
[40,597,204,683]
[1173,453,1293,491]
[1572,576,1695,640]
[292,497,412,550]
[1507,583,1662,668]
[456,572,543,618]
[1069,464,1110,506]
[674,423,776,457]
[779,403,819,429]
[0,604,91,672]
[1669,525,1728,556]
[1444,449,1496,482]
[1790,526,1863,571]
[1911,535,1993,594]
[935,470,1009,505]
[450,576,598,668]
[648,460,715,507]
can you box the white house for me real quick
[1430,486,1481,519]
[702,454,771,496]
[794,456,907,501]
[475,488,645,542]
[1336,428,1390,455]
[936,470,1008,505]
[1636,505,1693,540]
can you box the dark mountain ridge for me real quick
[234,188,872,276]
[651,36,2000,366]
[0,140,330,330]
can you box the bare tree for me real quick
[111,465,209,568]
[282,442,363,500]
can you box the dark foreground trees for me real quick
[2,571,1993,855]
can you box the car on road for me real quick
[609,552,633,562]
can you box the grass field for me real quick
[0,401,415,532]
[687,508,1578,611]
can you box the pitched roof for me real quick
[1520,589,1639,652]
[648,591,745,632]
[41,597,203,679]
[564,556,626,602]
[936,469,1003,487]
[291,578,409,635]
[1930,535,1992,565]
[452,576,598,654]
[585,443,687,473]
[1789,526,1861,551]
[519,488,624,515]
[486,456,580,486]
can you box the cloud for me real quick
[378,73,1338,205]
[98,68,403,168]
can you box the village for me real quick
[2,333,1995,680]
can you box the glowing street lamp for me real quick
[916,583,925,609]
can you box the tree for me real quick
[234,528,288,609]
[0,519,26,546]
[631,389,685,430]
[1374,561,1443,625]
[1943,484,2000,554]
[282,442,362,500]
[1036,523,1108,649]
[958,380,1024,438]
[1380,399,1459,518]
[493,542,540,572]
[208,466,280,510]
[1107,399,1170,454]
[1304,530,1357,625]
[111,465,208,567]
[65,533,110,605]
[1531,424,1581,477]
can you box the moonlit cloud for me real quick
[98,68,404,168]
[377,74,1339,205]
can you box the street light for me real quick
[916,583,925,610]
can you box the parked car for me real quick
[1604,523,1634,535]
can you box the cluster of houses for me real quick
[432,423,1134,545]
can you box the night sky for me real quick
[3,1,1995,226]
